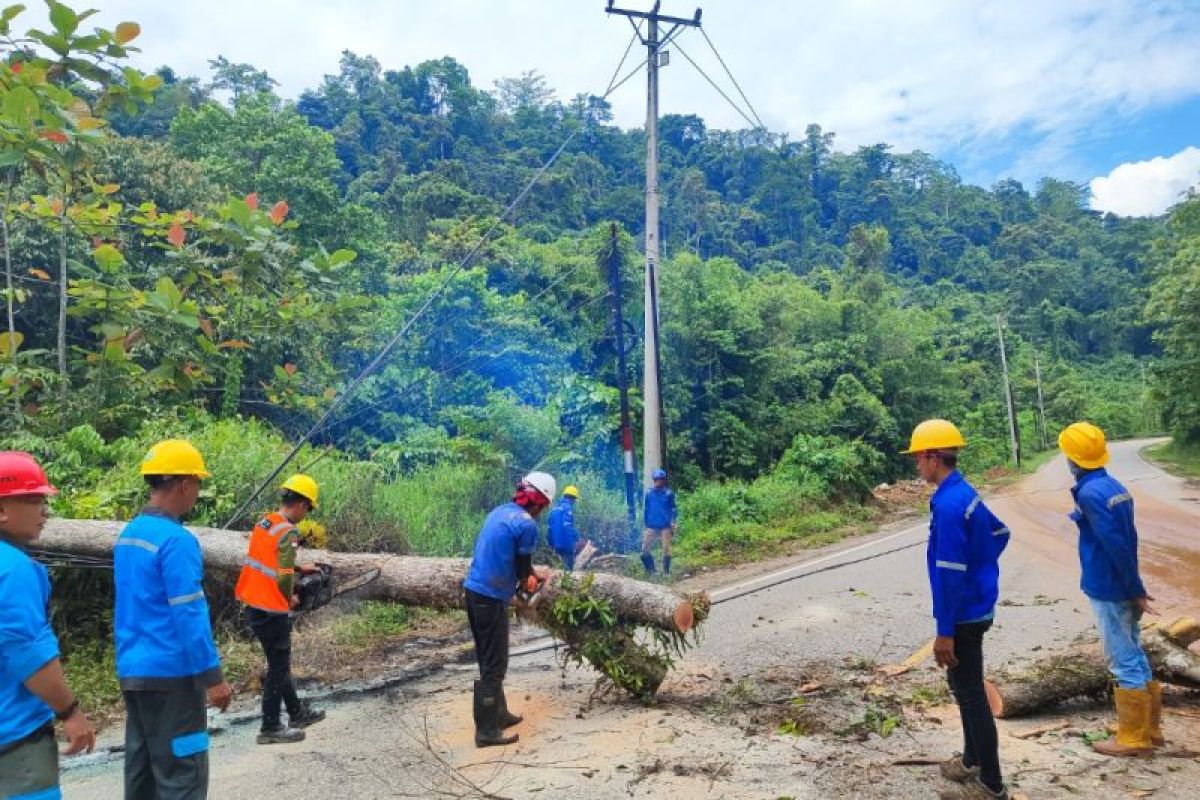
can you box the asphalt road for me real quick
[63,440,1200,799]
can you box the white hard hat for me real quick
[522,471,557,503]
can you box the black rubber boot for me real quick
[663,555,671,575]
[289,702,326,729]
[498,684,523,729]
[474,680,518,748]
[641,553,656,574]
[257,724,306,745]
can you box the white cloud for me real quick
[1089,147,1200,217]
[22,1,1200,186]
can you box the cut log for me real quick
[1163,616,1200,648]
[35,518,706,634]
[987,622,1200,719]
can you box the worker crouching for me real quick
[462,472,555,747]
[234,474,326,745]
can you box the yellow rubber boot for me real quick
[1093,687,1154,757]
[1147,680,1165,746]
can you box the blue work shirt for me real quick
[643,487,677,529]
[114,508,223,689]
[0,538,59,747]
[926,471,1011,637]
[463,502,538,603]
[1070,468,1147,602]
[548,497,579,555]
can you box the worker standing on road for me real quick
[548,485,582,570]
[0,452,97,800]
[234,474,326,746]
[906,420,1011,800]
[115,439,232,800]
[462,472,555,748]
[1058,422,1161,757]
[641,469,677,575]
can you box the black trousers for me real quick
[245,607,302,728]
[465,589,509,683]
[123,685,209,800]
[946,620,1003,792]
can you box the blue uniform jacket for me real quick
[1070,468,1147,602]
[0,538,59,747]
[548,497,579,554]
[927,471,1010,637]
[463,502,538,603]
[643,487,677,529]
[114,508,223,688]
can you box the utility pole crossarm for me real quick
[606,1,702,29]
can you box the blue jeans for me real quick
[1089,598,1153,689]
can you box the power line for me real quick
[671,38,760,132]
[698,27,766,131]
[222,40,651,529]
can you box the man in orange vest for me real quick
[235,474,325,745]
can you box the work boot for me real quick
[497,684,523,730]
[938,776,1009,800]
[1147,680,1166,746]
[289,702,326,729]
[257,724,306,745]
[1093,687,1154,757]
[662,555,671,575]
[1107,681,1167,745]
[473,680,518,748]
[640,553,656,574]
[939,754,979,783]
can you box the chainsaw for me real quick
[515,573,546,605]
[294,563,382,614]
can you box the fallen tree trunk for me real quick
[987,618,1200,719]
[36,518,707,635]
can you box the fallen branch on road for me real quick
[987,617,1200,719]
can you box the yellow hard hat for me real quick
[140,439,211,478]
[563,485,580,499]
[280,473,319,507]
[1058,422,1109,470]
[902,419,966,454]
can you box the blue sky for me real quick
[49,1,1200,216]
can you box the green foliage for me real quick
[1144,441,1200,480]
[545,573,702,701]
[1,18,1184,577]
[1147,197,1200,444]
[334,601,412,650]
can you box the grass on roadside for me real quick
[333,601,414,651]
[1144,440,1200,480]
[62,633,262,726]
[673,504,877,570]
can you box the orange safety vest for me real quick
[234,511,294,613]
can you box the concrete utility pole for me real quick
[996,314,1021,468]
[605,224,640,550]
[1034,356,1048,449]
[606,0,701,489]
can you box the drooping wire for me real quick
[221,31,650,529]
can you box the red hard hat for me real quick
[0,451,58,498]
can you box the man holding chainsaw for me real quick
[463,472,556,748]
[235,474,326,745]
